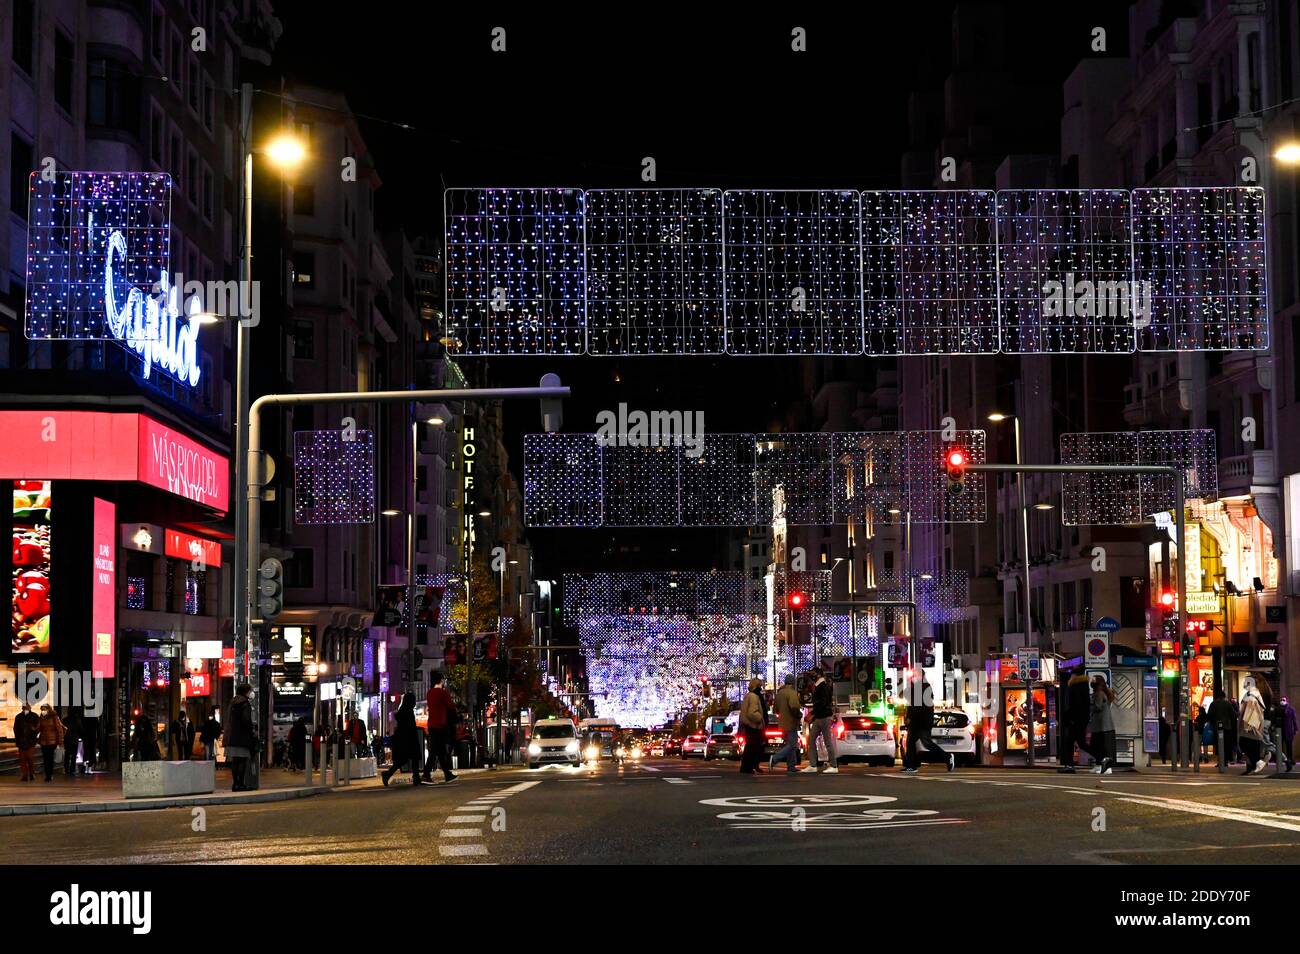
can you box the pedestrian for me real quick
[1207,690,1235,765]
[1059,669,1092,773]
[80,714,98,773]
[61,711,81,777]
[1282,696,1298,770]
[1228,696,1241,763]
[36,703,65,782]
[1238,681,1268,774]
[133,711,160,761]
[769,673,803,775]
[12,702,39,781]
[738,678,767,775]
[170,710,195,760]
[344,708,368,757]
[223,683,258,791]
[504,727,517,765]
[1088,674,1116,775]
[799,668,839,774]
[371,728,385,764]
[381,692,423,787]
[199,708,222,761]
[285,717,307,770]
[901,679,955,774]
[421,671,458,783]
[1158,709,1171,765]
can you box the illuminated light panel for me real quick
[602,443,682,526]
[25,171,172,341]
[563,572,747,624]
[680,432,759,526]
[723,190,863,355]
[585,188,724,354]
[995,189,1136,354]
[292,429,376,525]
[523,433,603,527]
[1059,429,1218,525]
[443,188,586,355]
[754,433,835,525]
[861,190,998,354]
[1133,187,1268,351]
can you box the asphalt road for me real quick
[7,759,1300,865]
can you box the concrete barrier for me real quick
[122,760,216,798]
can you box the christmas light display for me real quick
[723,190,863,354]
[444,188,586,355]
[862,190,999,354]
[585,189,725,354]
[522,433,603,527]
[524,430,988,527]
[997,189,1135,353]
[25,172,171,340]
[1133,187,1268,351]
[292,429,376,525]
[1059,428,1218,525]
[563,572,747,623]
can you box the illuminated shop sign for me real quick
[12,480,52,655]
[92,498,115,679]
[163,528,221,568]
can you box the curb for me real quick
[0,784,332,816]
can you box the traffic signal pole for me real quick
[966,462,1187,770]
[242,380,570,789]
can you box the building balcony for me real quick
[1218,450,1276,495]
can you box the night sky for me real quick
[272,4,1133,576]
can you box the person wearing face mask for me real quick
[12,703,40,781]
[36,704,65,782]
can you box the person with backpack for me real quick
[1238,681,1269,775]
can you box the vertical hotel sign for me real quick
[92,499,116,679]
[462,424,477,576]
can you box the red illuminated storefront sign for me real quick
[219,647,235,679]
[92,498,116,679]
[164,528,221,568]
[186,672,210,696]
[0,411,228,513]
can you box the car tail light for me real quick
[835,722,846,739]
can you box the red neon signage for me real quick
[164,528,221,568]
[186,672,210,696]
[0,411,228,513]
[92,498,116,679]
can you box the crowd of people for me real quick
[11,703,102,782]
[1174,683,1297,774]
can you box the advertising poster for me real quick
[12,480,52,654]
[1005,687,1047,752]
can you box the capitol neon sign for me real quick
[100,213,202,388]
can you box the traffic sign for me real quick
[1095,616,1120,633]
[1084,631,1110,669]
[1016,648,1041,683]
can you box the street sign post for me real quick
[1084,631,1110,669]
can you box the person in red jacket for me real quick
[422,671,458,783]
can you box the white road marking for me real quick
[446,815,486,823]
[641,765,661,772]
[438,844,488,857]
[440,828,483,838]
[666,778,691,785]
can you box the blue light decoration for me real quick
[523,430,988,527]
[996,189,1136,354]
[723,190,863,354]
[585,188,725,354]
[1059,428,1218,525]
[24,171,204,387]
[861,190,998,354]
[292,429,376,525]
[1133,187,1268,351]
[443,188,586,355]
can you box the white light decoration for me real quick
[1059,428,1218,525]
[996,189,1136,354]
[723,190,863,355]
[585,188,725,354]
[293,429,376,525]
[443,188,586,355]
[1133,187,1268,351]
[563,572,747,623]
[862,190,998,354]
[524,430,988,527]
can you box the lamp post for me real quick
[230,84,306,788]
[989,412,1036,767]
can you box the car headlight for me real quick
[585,746,599,759]
[565,741,579,753]
[527,743,541,755]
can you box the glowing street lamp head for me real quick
[265,134,307,170]
[987,412,1009,423]
[1274,142,1300,165]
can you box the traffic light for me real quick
[1159,589,1176,612]
[257,558,284,621]
[945,446,968,495]
[788,590,809,625]
[701,678,711,698]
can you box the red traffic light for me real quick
[1159,590,1176,609]
[788,591,807,609]
[945,447,968,476]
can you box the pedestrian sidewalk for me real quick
[0,763,517,816]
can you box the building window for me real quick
[293,182,315,215]
[202,73,214,129]
[151,5,165,64]
[293,319,315,360]
[186,149,198,205]
[187,55,200,113]
[12,0,35,74]
[150,104,165,164]
[170,30,183,99]
[127,576,148,610]
[286,548,314,588]
[201,165,213,221]
[184,569,205,615]
[10,134,33,222]
[293,251,315,288]
[54,30,74,112]
[170,131,182,190]
[88,60,140,134]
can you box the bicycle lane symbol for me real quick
[697,794,971,831]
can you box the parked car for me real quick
[829,712,896,766]
[680,732,708,759]
[899,709,980,766]
[705,733,741,761]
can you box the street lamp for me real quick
[1273,142,1300,164]
[989,410,1036,766]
